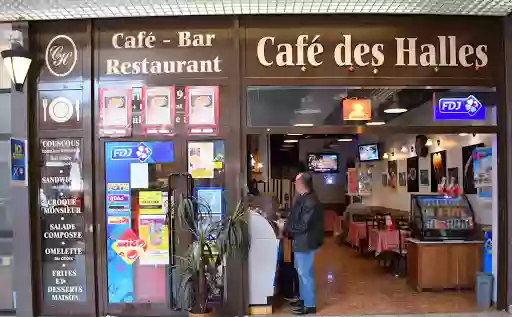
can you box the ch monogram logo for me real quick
[45,35,78,77]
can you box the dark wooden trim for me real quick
[501,16,512,311]
[245,125,498,135]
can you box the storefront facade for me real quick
[25,14,510,317]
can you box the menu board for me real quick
[98,86,219,138]
[39,138,87,303]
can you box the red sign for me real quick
[185,86,219,135]
[141,86,175,136]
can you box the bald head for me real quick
[295,172,313,195]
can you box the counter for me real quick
[406,238,483,291]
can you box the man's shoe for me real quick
[289,299,302,307]
[292,306,317,315]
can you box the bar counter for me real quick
[406,238,483,292]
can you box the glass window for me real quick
[247,86,497,127]
[104,141,176,305]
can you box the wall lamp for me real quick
[1,30,32,92]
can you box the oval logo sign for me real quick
[45,35,78,77]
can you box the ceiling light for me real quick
[337,138,352,142]
[384,107,408,114]
[426,138,433,146]
[458,133,469,136]
[383,153,389,159]
[282,144,295,147]
[284,139,299,143]
[293,123,314,127]
[366,121,386,126]
[401,146,408,153]
[287,133,303,136]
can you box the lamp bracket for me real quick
[2,30,23,47]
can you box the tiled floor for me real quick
[274,237,495,316]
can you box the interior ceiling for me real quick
[1,0,512,21]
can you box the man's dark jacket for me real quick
[285,192,324,252]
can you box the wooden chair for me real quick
[392,219,410,277]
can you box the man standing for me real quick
[285,172,324,315]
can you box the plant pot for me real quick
[189,311,215,317]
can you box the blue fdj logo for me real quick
[434,95,486,121]
[111,142,152,162]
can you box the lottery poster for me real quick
[138,215,169,265]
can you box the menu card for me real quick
[39,138,87,303]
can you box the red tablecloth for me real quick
[368,228,410,254]
[346,222,367,247]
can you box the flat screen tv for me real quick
[358,143,381,162]
[307,153,339,173]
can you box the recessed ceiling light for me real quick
[384,107,408,114]
[293,123,314,127]
[337,138,352,142]
[366,121,386,126]
[284,139,299,143]
[458,133,469,136]
[287,133,303,136]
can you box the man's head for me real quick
[295,172,313,195]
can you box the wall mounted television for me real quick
[307,153,339,173]
[358,143,381,162]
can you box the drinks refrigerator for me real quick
[410,194,476,240]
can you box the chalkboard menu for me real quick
[39,138,87,303]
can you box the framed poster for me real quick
[407,156,419,192]
[141,86,175,135]
[462,143,485,194]
[185,86,219,135]
[430,150,447,192]
[98,88,133,137]
[188,142,215,179]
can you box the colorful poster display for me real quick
[141,86,175,135]
[188,141,215,179]
[111,228,146,265]
[10,138,27,186]
[186,86,219,135]
[98,88,133,137]
[105,141,174,304]
[347,168,358,195]
[138,215,169,265]
[473,147,493,199]
[139,191,163,215]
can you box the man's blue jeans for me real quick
[294,249,317,308]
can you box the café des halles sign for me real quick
[255,34,488,69]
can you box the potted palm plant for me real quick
[168,194,249,317]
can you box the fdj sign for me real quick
[111,142,152,162]
[434,95,486,121]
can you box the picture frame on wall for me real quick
[420,169,429,186]
[186,86,219,135]
[407,156,419,192]
[398,172,406,187]
[381,173,388,186]
[430,150,447,192]
[140,86,175,136]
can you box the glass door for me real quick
[102,140,187,316]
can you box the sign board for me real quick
[342,99,372,121]
[10,138,27,186]
[434,95,486,121]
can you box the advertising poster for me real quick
[39,138,87,303]
[188,142,215,179]
[347,168,358,195]
[186,86,219,135]
[138,215,169,265]
[197,187,223,215]
[111,228,146,265]
[104,141,174,303]
[98,88,133,137]
[138,191,163,215]
[141,86,175,135]
[473,147,493,199]
[10,138,27,186]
